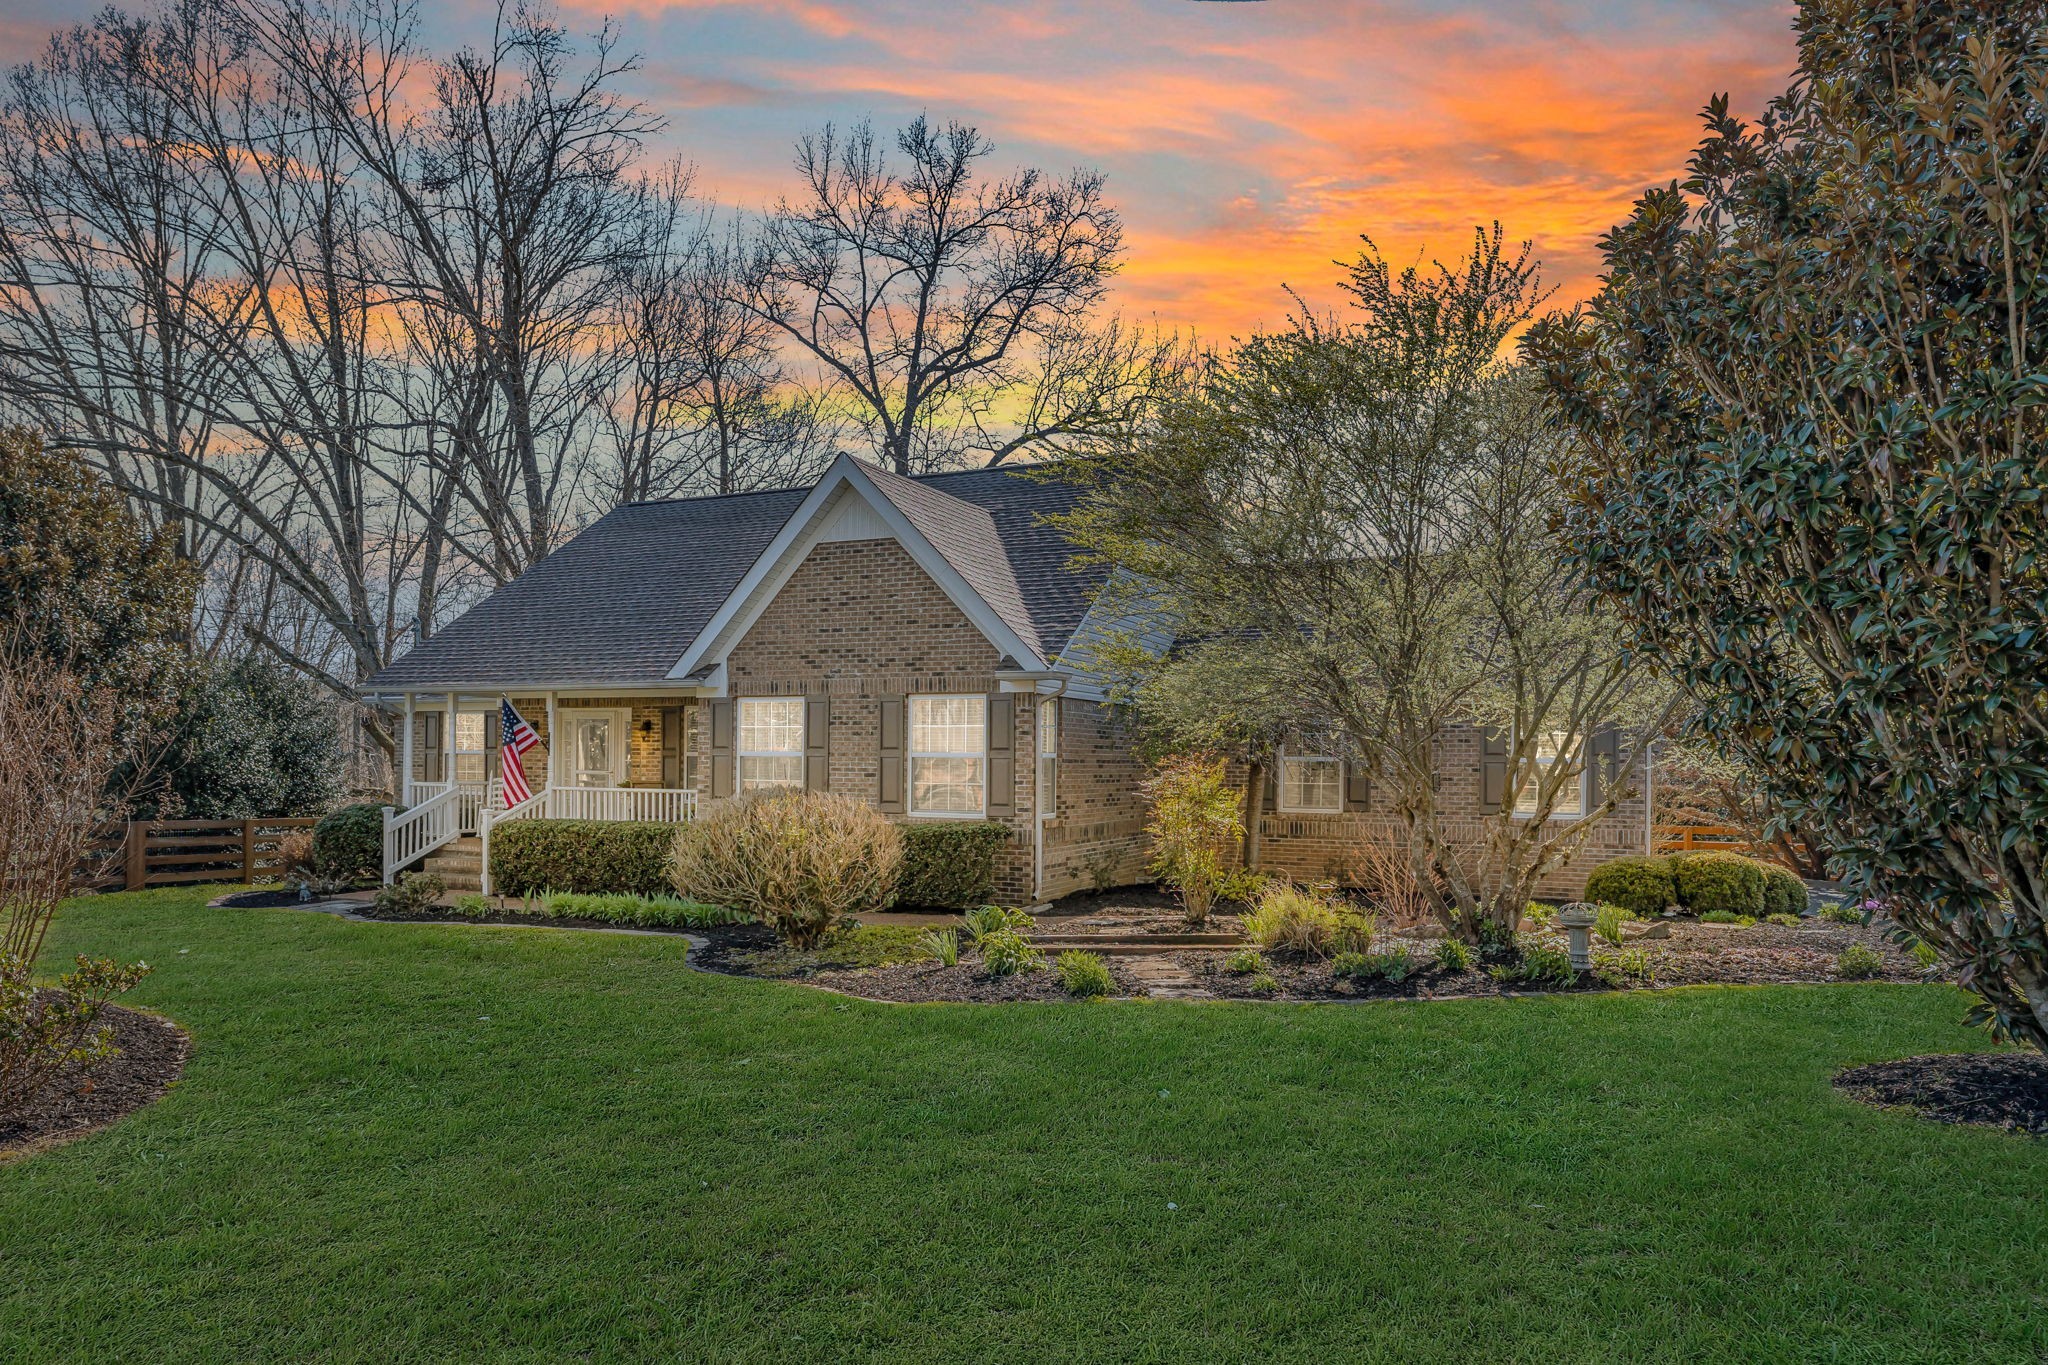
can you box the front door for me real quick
[559,709,629,788]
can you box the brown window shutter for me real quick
[421,712,443,783]
[804,696,831,791]
[661,707,682,788]
[1588,725,1620,805]
[1344,760,1371,812]
[877,696,905,812]
[485,707,502,780]
[1263,755,1279,813]
[1479,728,1509,813]
[709,699,734,798]
[986,694,1016,817]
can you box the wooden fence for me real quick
[75,818,320,893]
[1653,824,1753,855]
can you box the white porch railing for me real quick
[404,779,502,834]
[382,785,462,885]
[474,786,696,896]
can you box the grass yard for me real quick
[4,889,2046,1363]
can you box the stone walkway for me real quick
[1120,955,1213,1000]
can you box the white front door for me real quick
[558,709,629,788]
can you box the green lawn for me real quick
[3,889,2045,1363]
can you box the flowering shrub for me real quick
[671,790,902,948]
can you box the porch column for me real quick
[545,692,558,791]
[444,692,456,788]
[400,693,415,801]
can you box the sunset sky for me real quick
[2,0,1801,339]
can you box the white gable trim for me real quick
[667,454,1049,681]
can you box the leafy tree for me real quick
[0,428,194,724]
[1526,2,2048,1048]
[152,656,345,819]
[1063,231,1673,942]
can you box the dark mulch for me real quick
[1191,950,1511,1002]
[1835,1052,2048,1137]
[353,905,700,935]
[689,924,1142,1003]
[217,888,319,908]
[1,999,190,1158]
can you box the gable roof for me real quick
[362,460,1100,693]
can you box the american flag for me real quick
[499,696,541,806]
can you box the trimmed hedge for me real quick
[313,803,385,884]
[1583,855,1677,917]
[1673,850,1767,917]
[490,819,675,897]
[1760,861,1807,917]
[895,820,1014,909]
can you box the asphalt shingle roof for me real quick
[363,463,1100,692]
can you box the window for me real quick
[909,694,986,816]
[738,698,806,790]
[451,710,489,786]
[1279,748,1343,814]
[1037,698,1059,817]
[1514,730,1585,818]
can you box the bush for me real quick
[896,821,1013,910]
[978,927,1044,978]
[1526,902,1556,929]
[1488,940,1576,987]
[1910,940,1938,971]
[1332,909,1377,956]
[1142,754,1243,927]
[1594,904,1634,947]
[1764,913,1802,928]
[1240,882,1342,959]
[1243,971,1280,997]
[671,791,902,948]
[963,904,1035,943]
[1435,938,1474,973]
[1837,944,1885,980]
[494,820,676,897]
[1760,862,1806,917]
[372,871,444,915]
[1595,947,1655,987]
[313,803,384,885]
[155,655,344,820]
[272,828,316,883]
[1330,951,1370,979]
[1698,910,1756,926]
[536,891,743,929]
[1583,855,1677,917]
[1056,950,1116,998]
[1224,947,1266,975]
[452,892,492,920]
[918,927,959,967]
[1820,900,1867,925]
[1335,949,1414,983]
[1674,851,1767,917]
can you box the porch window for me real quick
[1278,747,1343,815]
[909,695,986,816]
[1515,729,1585,819]
[738,697,805,790]
[452,711,489,786]
[1036,698,1058,818]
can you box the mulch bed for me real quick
[1,997,190,1159]
[351,905,695,934]
[216,888,321,909]
[688,924,1145,1003]
[1835,1052,2048,1137]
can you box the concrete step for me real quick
[1028,938,1241,957]
[1032,932,1243,949]
[425,850,481,870]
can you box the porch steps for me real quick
[1027,932,1242,957]
[422,836,483,892]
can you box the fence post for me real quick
[124,821,146,891]
[242,819,257,883]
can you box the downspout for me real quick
[400,693,415,802]
[1642,737,1656,857]
[1032,679,1070,905]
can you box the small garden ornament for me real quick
[1554,902,1598,975]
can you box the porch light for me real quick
[1555,902,1598,973]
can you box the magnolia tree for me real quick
[1062,230,1674,942]
[1526,2,2048,1048]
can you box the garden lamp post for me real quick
[1555,902,1598,974]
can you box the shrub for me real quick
[1837,944,1885,980]
[537,891,743,929]
[1056,950,1116,998]
[1488,941,1576,987]
[1673,851,1767,917]
[494,820,676,897]
[1764,913,1802,928]
[1583,855,1677,917]
[1141,754,1244,928]
[273,828,316,883]
[962,904,1035,943]
[1240,882,1342,958]
[1819,900,1866,925]
[978,927,1044,978]
[1243,971,1280,997]
[1330,951,1371,979]
[312,803,384,885]
[0,953,152,1120]
[1336,948,1413,983]
[1435,938,1474,973]
[1525,902,1556,929]
[1332,909,1377,956]
[1595,947,1655,987]
[1594,904,1634,948]
[373,871,444,915]
[895,821,1013,909]
[671,791,903,948]
[1760,862,1806,917]
[918,928,960,967]
[1698,910,1756,926]
[1911,941,1939,971]
[1224,947,1266,975]
[452,892,492,920]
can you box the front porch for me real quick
[376,689,708,890]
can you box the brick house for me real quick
[363,453,1649,901]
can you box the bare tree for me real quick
[751,116,1137,473]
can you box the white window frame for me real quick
[908,693,988,819]
[450,705,493,787]
[1036,697,1059,819]
[1277,746,1344,815]
[554,707,631,789]
[737,697,806,791]
[1514,728,1587,820]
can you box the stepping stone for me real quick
[1122,955,1213,1000]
